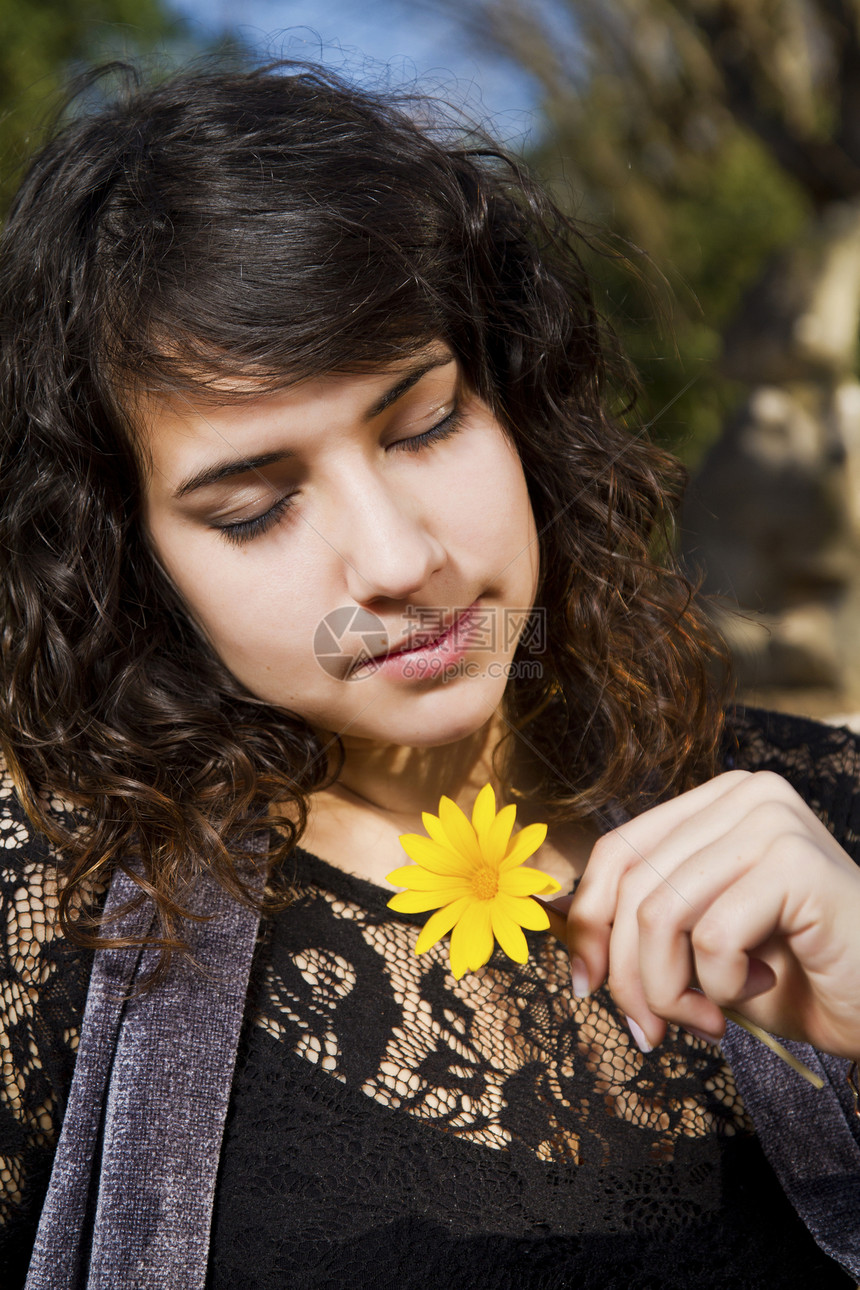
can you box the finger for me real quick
[636,830,830,1039]
[568,771,816,1000]
[606,807,797,1041]
[582,770,756,888]
[688,837,824,1012]
[568,772,752,986]
[601,840,731,1043]
[632,817,774,1012]
[568,774,759,998]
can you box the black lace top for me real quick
[2,708,859,1288]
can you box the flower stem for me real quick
[723,1009,824,1089]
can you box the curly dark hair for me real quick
[0,60,728,974]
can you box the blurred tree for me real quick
[443,0,860,710]
[0,0,190,214]
[440,0,848,462]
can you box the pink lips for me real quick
[352,602,482,680]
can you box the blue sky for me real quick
[168,0,542,148]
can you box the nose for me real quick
[330,473,446,605]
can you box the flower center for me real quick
[471,865,499,901]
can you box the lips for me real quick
[351,601,480,676]
[374,612,463,661]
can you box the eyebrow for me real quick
[362,353,454,420]
[174,449,292,499]
[173,352,456,500]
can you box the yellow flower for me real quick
[386,784,561,979]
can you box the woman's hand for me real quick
[548,770,860,1059]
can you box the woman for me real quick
[1,61,859,1288]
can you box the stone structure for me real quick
[682,199,860,712]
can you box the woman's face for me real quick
[141,345,540,749]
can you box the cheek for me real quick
[448,423,516,509]
[449,432,538,590]
[150,527,325,680]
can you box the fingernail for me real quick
[570,956,590,998]
[624,1014,653,1054]
[685,1025,723,1046]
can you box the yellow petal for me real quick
[386,864,470,892]
[449,900,494,978]
[422,811,451,849]
[414,895,471,954]
[499,823,548,871]
[388,888,469,914]
[490,901,529,964]
[397,833,472,877]
[482,803,517,866]
[438,796,482,866]
[536,876,562,896]
[495,892,551,931]
[499,865,560,897]
[471,783,496,839]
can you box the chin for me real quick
[357,673,511,748]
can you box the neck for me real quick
[328,713,510,819]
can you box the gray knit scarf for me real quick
[25,859,263,1290]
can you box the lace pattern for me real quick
[252,866,752,1164]
[0,768,96,1281]
[2,706,859,1282]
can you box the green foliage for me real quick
[531,105,809,466]
[669,131,808,329]
[446,0,857,466]
[0,0,189,213]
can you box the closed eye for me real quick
[392,404,465,453]
[214,401,465,544]
[214,492,295,545]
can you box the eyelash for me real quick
[217,492,295,546]
[391,404,465,454]
[217,402,465,545]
